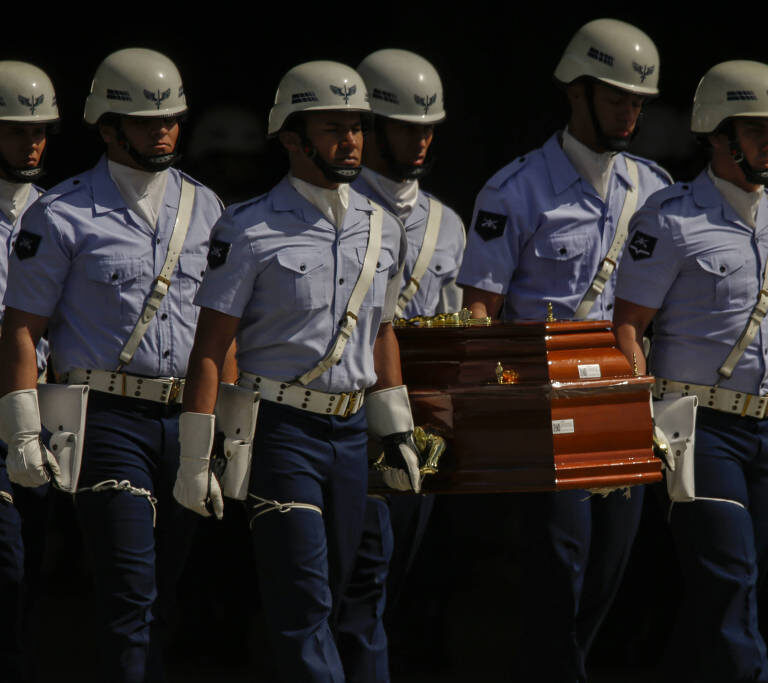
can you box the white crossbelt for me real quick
[239,372,364,418]
[654,377,768,419]
[394,196,442,318]
[295,200,383,386]
[67,368,185,404]
[573,158,639,320]
[117,178,196,369]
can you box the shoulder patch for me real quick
[627,230,657,261]
[207,239,231,269]
[14,230,41,260]
[485,155,530,190]
[473,210,507,241]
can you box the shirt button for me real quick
[163,350,170,358]
[300,264,306,271]
[559,248,567,255]
[607,303,613,310]
[111,273,118,280]
[339,278,344,284]
[720,266,726,273]
[436,265,442,271]
[161,313,168,320]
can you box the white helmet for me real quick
[267,60,370,137]
[0,61,59,123]
[554,18,660,97]
[357,49,445,124]
[691,60,768,134]
[84,48,187,125]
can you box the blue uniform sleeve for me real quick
[615,206,681,310]
[4,201,71,318]
[194,211,259,319]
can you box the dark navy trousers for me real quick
[248,400,369,683]
[664,407,768,683]
[515,486,645,682]
[75,392,196,683]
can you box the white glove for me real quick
[173,412,224,520]
[366,385,422,493]
[0,389,60,488]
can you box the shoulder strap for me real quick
[573,158,639,320]
[717,261,768,381]
[117,178,196,369]
[395,196,443,318]
[295,201,383,386]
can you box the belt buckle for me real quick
[334,392,351,417]
[167,378,183,404]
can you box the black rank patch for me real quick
[207,239,231,269]
[14,230,41,260]
[628,230,657,261]
[474,210,507,241]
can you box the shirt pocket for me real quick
[176,253,207,318]
[421,250,459,308]
[356,246,394,310]
[84,256,144,325]
[695,250,749,307]
[533,229,594,291]
[273,248,331,310]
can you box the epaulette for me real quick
[36,173,90,208]
[623,153,674,185]
[485,155,531,190]
[227,192,269,216]
[642,181,691,210]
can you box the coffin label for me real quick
[552,419,575,435]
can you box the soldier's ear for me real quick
[278,130,301,153]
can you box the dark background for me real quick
[10,7,768,682]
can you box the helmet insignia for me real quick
[727,90,758,101]
[632,62,655,83]
[414,93,437,115]
[587,46,614,67]
[18,94,44,114]
[144,88,171,109]
[330,84,356,103]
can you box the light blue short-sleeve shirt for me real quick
[352,174,465,318]
[615,170,768,395]
[195,177,406,394]
[457,132,671,321]
[3,156,223,378]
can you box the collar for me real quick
[0,176,32,224]
[543,131,634,197]
[92,155,179,217]
[561,127,617,201]
[359,166,419,221]
[692,170,756,230]
[288,174,349,229]
[108,159,169,230]
[272,175,372,223]
[706,165,762,229]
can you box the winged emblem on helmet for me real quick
[414,93,437,115]
[144,88,172,109]
[330,84,356,104]
[18,94,44,114]
[632,63,655,84]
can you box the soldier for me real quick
[173,60,419,682]
[0,60,58,683]
[457,19,672,681]
[337,48,465,681]
[0,48,224,682]
[614,60,768,682]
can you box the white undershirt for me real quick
[289,174,349,229]
[0,177,31,224]
[562,127,617,202]
[707,166,762,230]
[360,167,419,222]
[108,160,169,231]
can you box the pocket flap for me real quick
[85,256,142,285]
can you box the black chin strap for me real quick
[584,81,639,153]
[727,125,768,185]
[374,118,434,181]
[0,149,46,183]
[300,134,360,184]
[116,123,179,172]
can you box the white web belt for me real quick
[573,158,639,320]
[394,197,442,318]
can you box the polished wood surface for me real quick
[386,319,661,494]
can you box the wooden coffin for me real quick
[391,319,661,494]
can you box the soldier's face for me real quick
[383,120,434,169]
[0,122,47,176]
[304,111,363,169]
[591,83,644,144]
[120,116,180,158]
[733,118,768,170]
